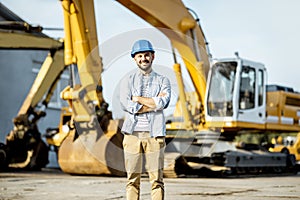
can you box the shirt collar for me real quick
[137,69,154,77]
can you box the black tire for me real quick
[0,143,8,171]
[281,148,289,154]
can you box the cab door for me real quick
[237,61,266,125]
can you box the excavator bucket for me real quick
[58,119,126,176]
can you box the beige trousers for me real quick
[123,131,165,200]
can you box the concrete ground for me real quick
[0,169,299,200]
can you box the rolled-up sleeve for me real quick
[152,76,171,111]
[119,75,142,114]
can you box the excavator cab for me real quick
[205,58,267,136]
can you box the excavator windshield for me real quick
[206,61,237,117]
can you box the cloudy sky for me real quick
[2,0,300,108]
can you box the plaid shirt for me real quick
[120,69,171,137]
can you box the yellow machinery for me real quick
[201,59,300,175]
[206,66,300,134]
[45,0,126,176]
[270,133,300,161]
[0,14,64,170]
[1,0,300,176]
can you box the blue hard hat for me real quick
[131,40,155,58]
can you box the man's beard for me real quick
[137,60,152,73]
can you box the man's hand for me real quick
[132,96,139,103]
[137,105,152,113]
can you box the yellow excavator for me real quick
[1,0,299,177]
[0,10,64,170]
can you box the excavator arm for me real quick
[49,0,125,176]
[60,0,104,122]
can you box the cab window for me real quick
[239,66,255,109]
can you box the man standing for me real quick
[120,39,171,200]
